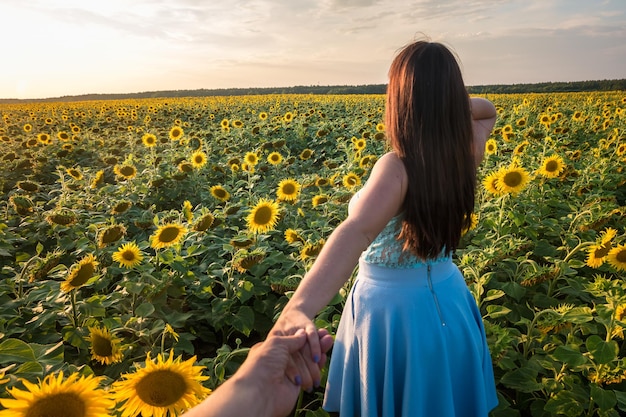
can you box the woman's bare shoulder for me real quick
[375,152,407,184]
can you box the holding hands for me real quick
[182,326,333,417]
[270,308,327,392]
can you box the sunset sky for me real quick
[1,0,624,99]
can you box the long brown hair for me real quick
[385,40,475,259]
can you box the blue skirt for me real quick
[323,259,498,417]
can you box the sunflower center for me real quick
[254,206,273,225]
[70,264,95,286]
[594,244,611,258]
[92,334,113,356]
[615,249,626,263]
[136,370,187,407]
[214,189,226,198]
[121,250,136,261]
[159,226,182,243]
[120,166,135,176]
[502,171,522,187]
[545,161,559,172]
[282,184,296,195]
[27,393,85,417]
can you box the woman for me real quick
[271,39,499,416]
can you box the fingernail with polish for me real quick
[314,380,320,388]
[313,355,320,363]
[294,375,302,386]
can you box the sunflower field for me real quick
[0,91,625,417]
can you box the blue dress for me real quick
[322,197,498,416]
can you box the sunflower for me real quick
[37,133,51,145]
[315,177,330,187]
[277,179,300,202]
[112,242,143,269]
[539,114,551,125]
[210,185,230,202]
[244,152,259,166]
[0,371,111,417]
[61,254,98,293]
[572,111,583,122]
[484,139,497,155]
[45,209,77,226]
[232,119,244,128]
[267,151,283,165]
[516,117,527,127]
[586,242,612,268]
[178,161,193,173]
[190,150,207,169]
[142,133,157,147]
[616,143,626,156]
[513,140,530,155]
[538,155,565,179]
[246,199,280,234]
[114,164,137,180]
[192,213,215,232]
[10,195,34,215]
[230,236,255,249]
[66,167,83,181]
[169,126,184,141]
[112,201,132,215]
[97,224,127,248]
[87,326,124,365]
[300,239,325,260]
[461,213,479,235]
[342,172,361,188]
[17,180,39,192]
[23,123,32,132]
[616,304,626,322]
[27,249,64,283]
[376,123,385,132]
[220,118,230,128]
[607,244,626,272]
[283,112,294,123]
[354,138,367,151]
[300,149,313,160]
[233,248,266,272]
[496,166,530,195]
[312,194,329,207]
[150,223,187,249]
[57,131,70,141]
[259,112,268,120]
[110,351,210,417]
[600,228,618,245]
[182,200,193,222]
[284,228,304,244]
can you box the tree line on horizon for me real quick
[1,79,624,103]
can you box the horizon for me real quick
[2,78,625,103]
[1,0,625,100]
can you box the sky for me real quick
[1,0,624,99]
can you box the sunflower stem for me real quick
[70,289,79,328]
[294,390,304,416]
[16,255,41,299]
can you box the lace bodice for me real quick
[349,190,449,268]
